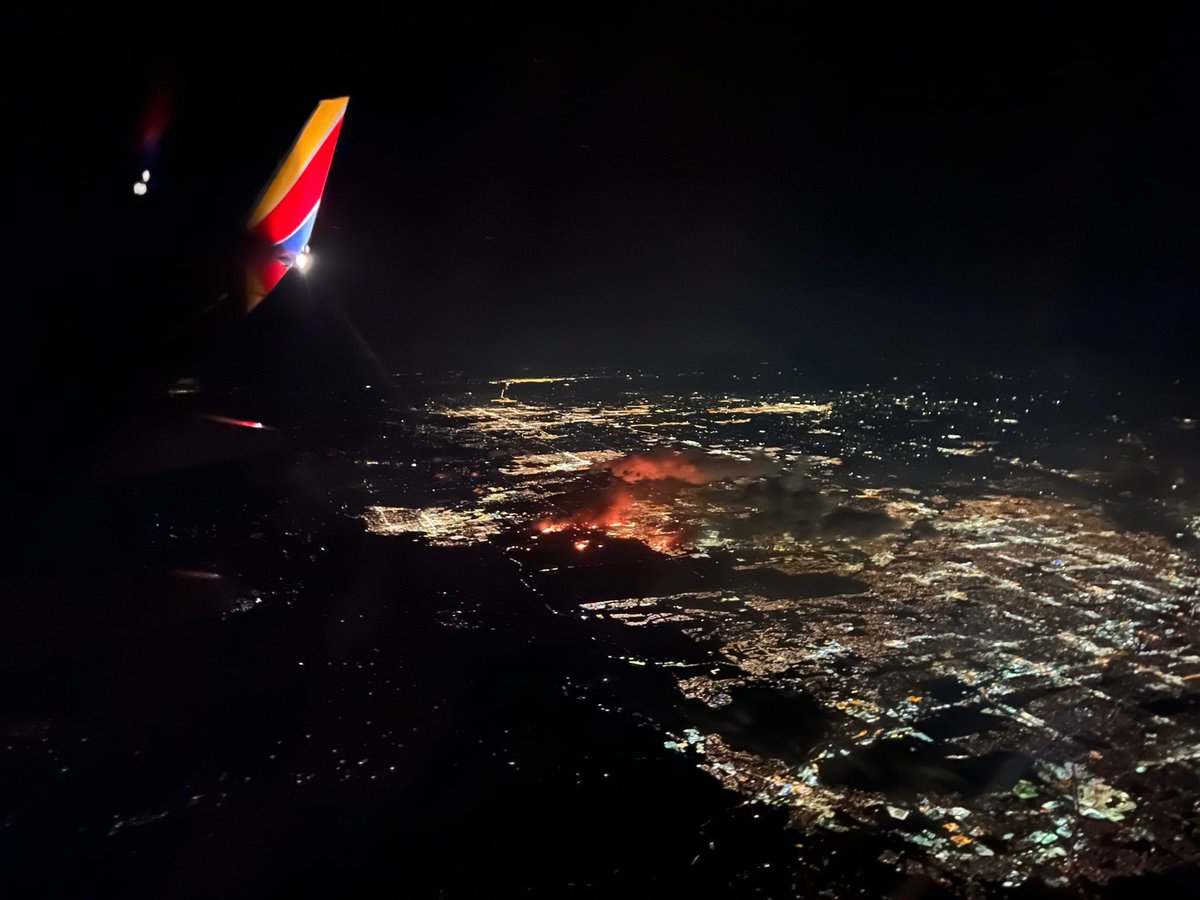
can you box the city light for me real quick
[356,371,1200,887]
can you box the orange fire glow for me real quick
[535,486,684,555]
[643,532,679,554]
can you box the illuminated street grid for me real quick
[363,373,1199,889]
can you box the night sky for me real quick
[13,7,1200,394]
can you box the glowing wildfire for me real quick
[536,487,683,555]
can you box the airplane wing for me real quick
[98,98,350,481]
[244,97,349,310]
[12,97,352,518]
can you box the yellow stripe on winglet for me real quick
[248,97,349,229]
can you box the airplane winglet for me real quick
[245,97,348,310]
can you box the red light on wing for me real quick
[205,414,267,429]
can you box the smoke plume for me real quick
[600,449,778,485]
[540,449,900,551]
